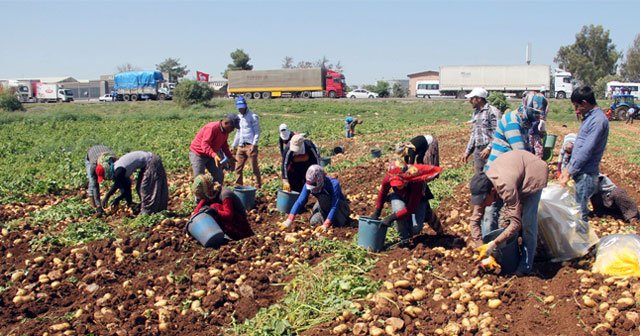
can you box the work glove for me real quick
[475,241,497,261]
[370,208,382,220]
[279,217,293,230]
[214,154,221,167]
[480,256,501,273]
[381,213,397,227]
[282,180,291,192]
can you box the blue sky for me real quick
[0,0,636,86]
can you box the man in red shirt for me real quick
[189,114,239,183]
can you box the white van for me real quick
[416,80,440,98]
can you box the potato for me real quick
[11,271,24,282]
[605,307,620,323]
[394,280,411,289]
[49,322,70,331]
[332,324,348,334]
[487,299,502,309]
[617,297,635,309]
[598,302,609,311]
[369,326,384,336]
[385,317,404,331]
[468,301,479,317]
[411,288,427,301]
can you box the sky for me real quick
[0,0,637,86]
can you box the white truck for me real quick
[36,83,74,103]
[439,65,574,99]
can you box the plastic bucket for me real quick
[276,189,300,214]
[332,146,344,155]
[483,228,520,274]
[233,186,256,210]
[188,212,225,247]
[371,149,382,158]
[320,157,332,167]
[357,216,388,252]
[543,134,557,149]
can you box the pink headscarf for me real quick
[305,164,325,193]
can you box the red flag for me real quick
[196,71,209,82]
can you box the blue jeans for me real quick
[481,198,503,239]
[390,194,426,241]
[574,173,597,223]
[517,190,543,274]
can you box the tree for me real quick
[115,63,140,73]
[554,25,621,86]
[487,92,509,113]
[156,58,189,83]
[364,81,390,98]
[173,80,213,107]
[391,82,407,98]
[223,49,253,78]
[594,74,624,99]
[621,34,640,82]
[282,56,294,69]
[0,91,24,112]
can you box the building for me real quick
[407,70,439,98]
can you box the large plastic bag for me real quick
[537,183,599,262]
[592,234,640,277]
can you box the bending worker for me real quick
[85,144,114,215]
[190,114,239,183]
[395,134,440,166]
[282,134,321,192]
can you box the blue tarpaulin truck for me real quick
[114,71,172,101]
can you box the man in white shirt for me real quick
[232,96,262,188]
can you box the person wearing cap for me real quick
[521,88,549,158]
[470,150,548,275]
[345,114,363,138]
[98,150,169,215]
[282,134,321,192]
[280,165,351,230]
[371,160,443,245]
[395,134,439,166]
[85,145,114,215]
[232,97,262,188]
[190,174,254,240]
[461,88,501,174]
[190,115,239,184]
[278,123,296,157]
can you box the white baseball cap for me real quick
[465,88,488,99]
[279,123,288,131]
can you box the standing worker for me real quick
[232,96,262,188]
[190,114,239,184]
[461,88,501,173]
[626,107,638,124]
[395,134,440,166]
[559,86,609,224]
[471,150,548,276]
[278,123,295,158]
[280,165,351,230]
[282,134,321,192]
[85,145,114,215]
[522,88,549,158]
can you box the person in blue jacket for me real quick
[280,165,351,230]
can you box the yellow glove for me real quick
[279,218,293,230]
[475,241,496,261]
[214,154,221,166]
[480,256,501,273]
[282,180,291,192]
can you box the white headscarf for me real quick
[279,124,291,140]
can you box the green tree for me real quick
[391,82,407,98]
[364,81,390,98]
[156,58,189,83]
[0,91,24,112]
[487,92,509,113]
[281,56,344,72]
[594,74,624,99]
[621,34,640,82]
[172,80,213,107]
[554,25,621,86]
[223,49,253,78]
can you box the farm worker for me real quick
[190,114,239,184]
[232,96,262,188]
[556,133,577,177]
[395,134,440,166]
[522,88,549,158]
[590,174,639,223]
[278,123,296,158]
[345,114,363,138]
[626,107,637,124]
[471,150,548,276]
[559,86,609,224]
[461,88,501,174]
[282,134,321,192]
[190,174,254,240]
[279,165,351,230]
[85,145,115,215]
[371,160,443,246]
[97,151,168,215]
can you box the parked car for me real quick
[98,94,114,102]
[347,89,378,99]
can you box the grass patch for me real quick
[430,164,473,209]
[30,219,114,251]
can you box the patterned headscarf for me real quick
[192,174,222,201]
[305,164,325,193]
[96,153,116,181]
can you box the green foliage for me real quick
[391,82,407,98]
[156,58,189,82]
[30,219,114,250]
[224,49,253,78]
[594,74,624,99]
[487,91,510,112]
[364,81,390,98]
[173,80,214,107]
[0,92,24,112]
[621,34,640,82]
[554,24,621,86]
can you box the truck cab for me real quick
[58,89,74,102]
[326,69,346,98]
[553,70,574,99]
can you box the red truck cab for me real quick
[326,69,346,98]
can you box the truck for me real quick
[0,80,39,103]
[36,83,74,103]
[114,71,172,101]
[438,65,575,99]
[227,68,347,99]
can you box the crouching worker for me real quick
[280,165,350,231]
[471,150,548,276]
[371,160,443,246]
[591,174,639,223]
[190,174,254,240]
[282,134,321,192]
[97,151,168,215]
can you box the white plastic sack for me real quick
[537,183,599,262]
[592,234,640,277]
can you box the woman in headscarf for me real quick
[281,134,321,192]
[278,123,296,157]
[190,174,254,240]
[280,165,350,230]
[395,134,439,166]
[97,150,168,215]
[590,174,639,223]
[371,160,443,244]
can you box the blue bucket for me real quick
[276,189,300,214]
[188,212,225,247]
[483,228,520,274]
[234,186,256,210]
[371,149,382,158]
[320,157,331,167]
[357,216,388,252]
